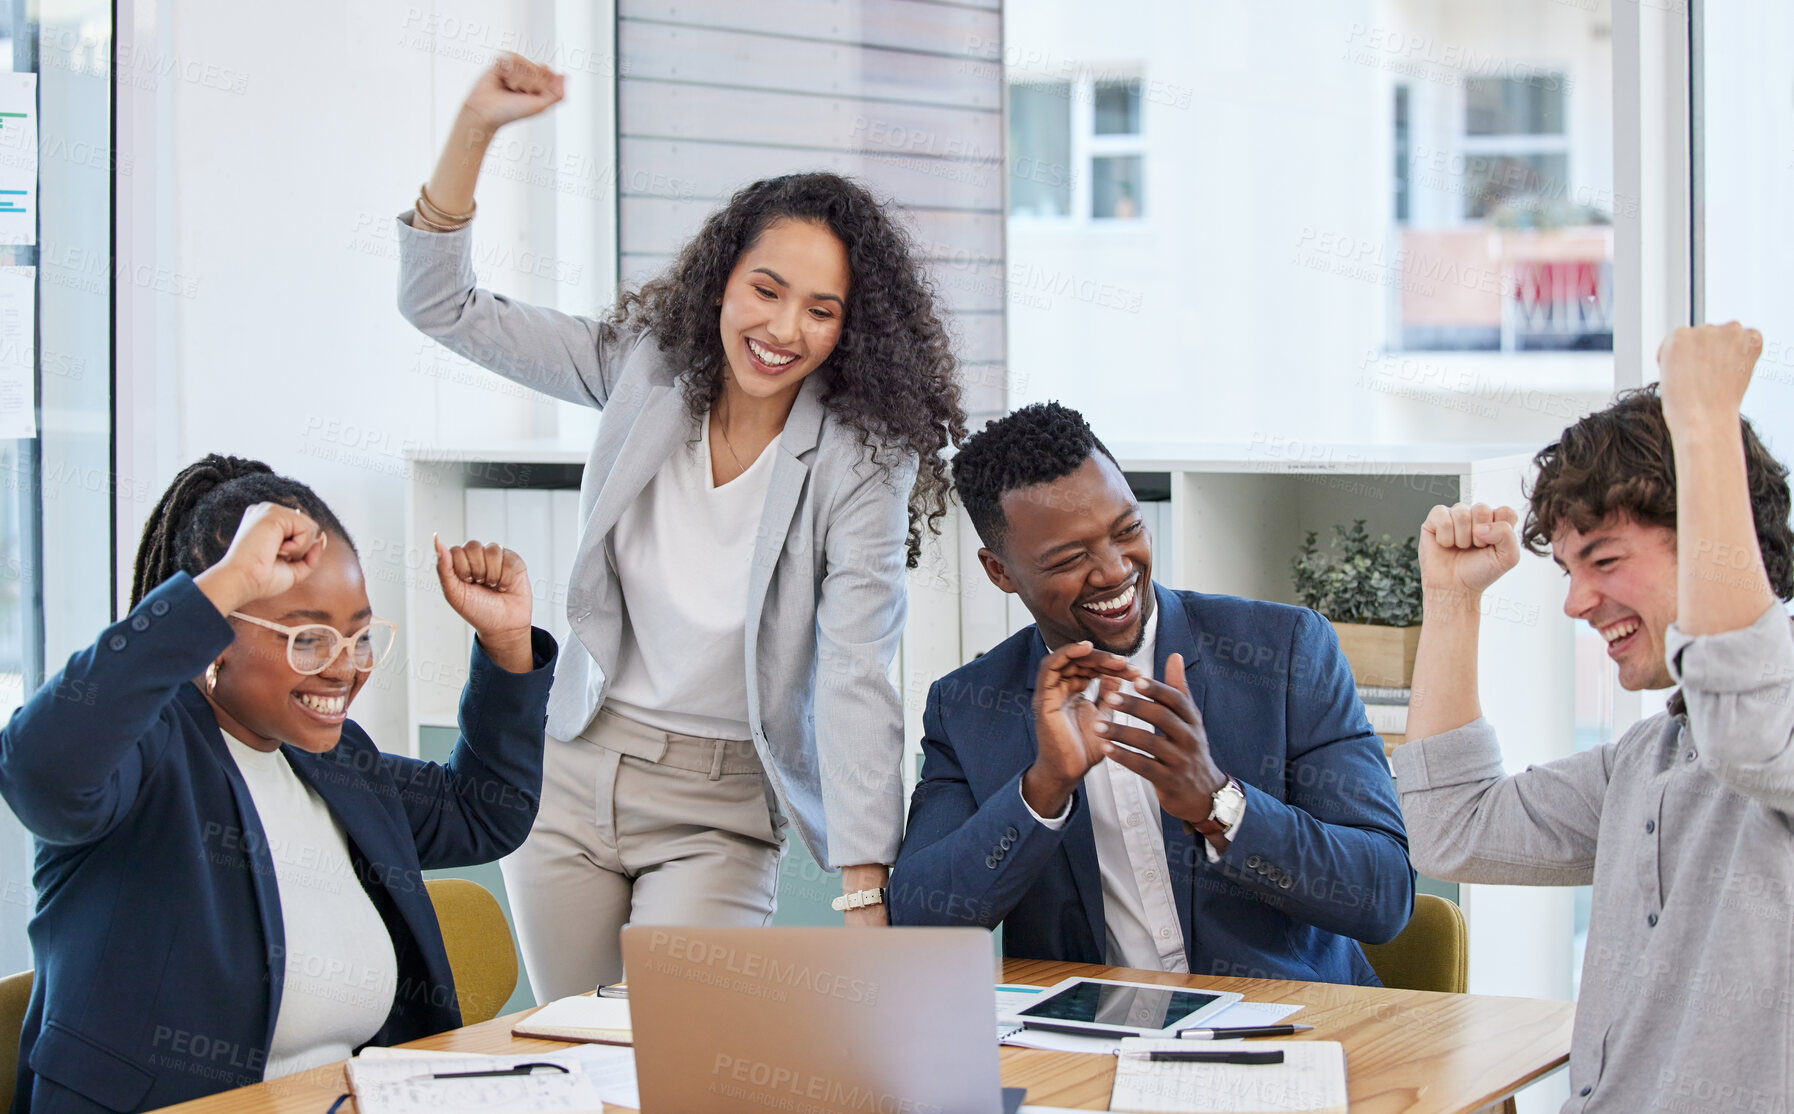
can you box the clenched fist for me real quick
[1658,321,1763,435]
[1419,502,1521,604]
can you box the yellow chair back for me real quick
[1360,893,1468,994]
[424,879,519,1024]
[0,968,33,1112]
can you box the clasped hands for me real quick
[1022,642,1229,844]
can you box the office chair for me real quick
[424,878,519,1024]
[0,968,32,1111]
[1360,892,1467,994]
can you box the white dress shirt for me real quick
[606,418,775,740]
[1021,619,1245,972]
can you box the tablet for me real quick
[1013,977,1241,1036]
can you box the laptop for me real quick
[622,925,1021,1114]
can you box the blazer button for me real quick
[984,855,998,870]
[1278,875,1294,889]
[999,835,1013,850]
[108,635,127,651]
[1005,826,1019,841]
[150,599,170,616]
[1246,854,1262,868]
[130,615,150,632]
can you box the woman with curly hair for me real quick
[397,54,966,996]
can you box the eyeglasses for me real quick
[228,612,398,675]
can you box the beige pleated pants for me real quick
[499,707,785,998]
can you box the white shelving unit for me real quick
[401,439,1576,1004]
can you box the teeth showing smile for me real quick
[297,693,346,716]
[1081,583,1136,615]
[1600,619,1639,644]
[747,338,796,367]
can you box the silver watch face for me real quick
[1213,782,1246,824]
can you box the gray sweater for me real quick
[1394,603,1794,1114]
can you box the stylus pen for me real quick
[1178,1024,1314,1040]
[596,982,629,999]
[1129,1050,1286,1065]
[1021,1020,1140,1039]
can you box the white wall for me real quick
[132,0,614,750]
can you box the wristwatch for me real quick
[831,887,887,912]
[1186,777,1246,839]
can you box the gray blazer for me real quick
[395,213,914,868]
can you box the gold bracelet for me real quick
[418,182,476,225]
[411,203,468,234]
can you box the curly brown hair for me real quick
[1522,385,1794,599]
[601,172,967,568]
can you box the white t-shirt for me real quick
[221,732,398,1080]
[605,417,776,740]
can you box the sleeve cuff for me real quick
[1390,718,1507,793]
[1018,779,1072,830]
[1666,602,1794,692]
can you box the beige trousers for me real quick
[499,707,784,998]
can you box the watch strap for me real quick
[831,886,887,912]
[1185,777,1244,837]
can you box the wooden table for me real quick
[156,958,1574,1113]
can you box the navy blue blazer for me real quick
[890,584,1413,984]
[0,574,556,1114]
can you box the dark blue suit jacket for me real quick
[890,585,1412,984]
[0,574,556,1113]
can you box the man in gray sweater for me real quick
[1396,322,1793,1114]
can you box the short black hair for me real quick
[952,401,1116,552]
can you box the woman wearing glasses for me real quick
[0,455,555,1113]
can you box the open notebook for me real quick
[346,1049,623,1114]
[510,994,633,1045]
[1109,1038,1347,1114]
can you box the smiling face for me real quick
[715,217,850,404]
[977,452,1155,655]
[1553,515,1680,691]
[206,535,374,753]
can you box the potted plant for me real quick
[1290,521,1423,689]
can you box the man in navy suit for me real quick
[889,403,1413,984]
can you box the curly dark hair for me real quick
[953,401,1116,553]
[602,172,966,568]
[131,454,354,608]
[1522,385,1794,599]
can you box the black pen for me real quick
[430,1061,571,1079]
[1129,1049,1285,1065]
[1178,1024,1314,1040]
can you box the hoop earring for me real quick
[204,660,220,695]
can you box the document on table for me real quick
[1109,1039,1347,1113]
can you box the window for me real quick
[1008,82,1073,218]
[0,3,116,976]
[1005,71,1145,222]
[1460,74,1572,221]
